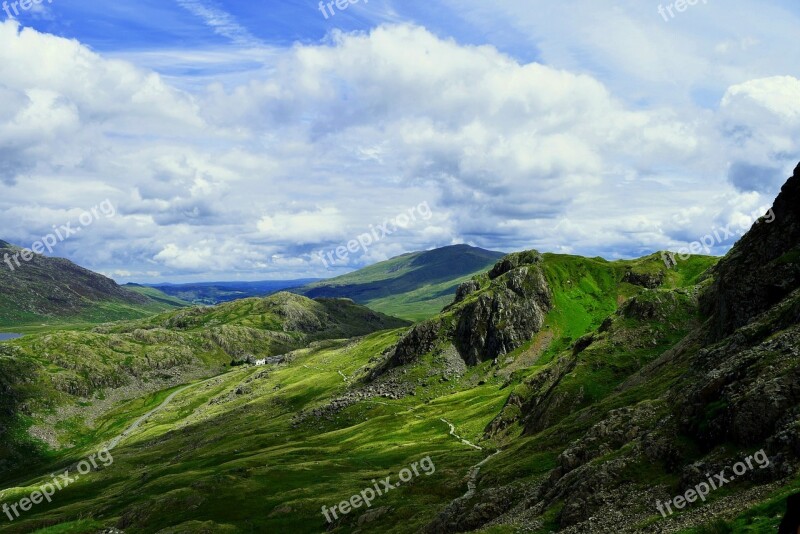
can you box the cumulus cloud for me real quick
[257,208,346,244]
[720,76,800,192]
[0,17,797,281]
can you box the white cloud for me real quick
[722,76,800,120]
[257,208,346,244]
[175,0,263,48]
[0,15,797,281]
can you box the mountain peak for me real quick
[298,244,505,320]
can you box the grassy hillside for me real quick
[0,331,509,533]
[4,228,799,533]
[0,242,187,329]
[299,244,505,321]
[122,285,193,308]
[0,251,734,533]
[0,292,408,481]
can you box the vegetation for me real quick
[1,233,797,533]
[298,244,504,320]
[138,279,320,305]
[0,242,188,329]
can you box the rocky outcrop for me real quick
[453,279,481,304]
[622,269,665,289]
[453,253,552,365]
[391,319,443,366]
[679,288,800,451]
[439,164,800,533]
[703,163,800,340]
[371,252,553,375]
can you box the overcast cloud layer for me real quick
[0,0,798,282]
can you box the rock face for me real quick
[391,319,443,366]
[703,163,800,341]
[454,253,552,365]
[372,252,553,375]
[672,164,800,463]
[453,279,481,304]
[622,269,665,289]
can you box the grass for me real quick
[1,249,745,533]
[2,330,510,533]
[0,292,409,484]
[364,271,485,321]
[300,245,504,320]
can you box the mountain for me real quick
[142,279,321,305]
[1,167,799,533]
[0,291,408,479]
[298,244,505,321]
[122,284,193,308]
[378,166,800,533]
[0,242,186,328]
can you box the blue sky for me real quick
[21,1,535,57]
[1,0,799,282]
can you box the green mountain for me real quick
[0,242,187,329]
[298,244,505,321]
[122,284,194,308]
[1,166,799,533]
[0,291,408,479]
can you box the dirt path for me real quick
[461,449,502,500]
[437,419,503,502]
[441,418,483,450]
[105,376,218,450]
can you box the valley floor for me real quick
[2,328,793,533]
[0,331,510,533]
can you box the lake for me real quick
[0,333,22,341]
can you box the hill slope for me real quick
[0,292,408,479]
[0,242,186,328]
[122,284,193,308]
[298,244,505,321]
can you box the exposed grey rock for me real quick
[622,270,665,289]
[454,279,481,304]
[703,162,800,340]
[453,262,552,365]
[371,252,552,377]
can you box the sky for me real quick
[0,0,799,282]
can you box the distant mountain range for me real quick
[297,244,505,320]
[0,239,501,328]
[135,280,321,306]
[136,245,505,321]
